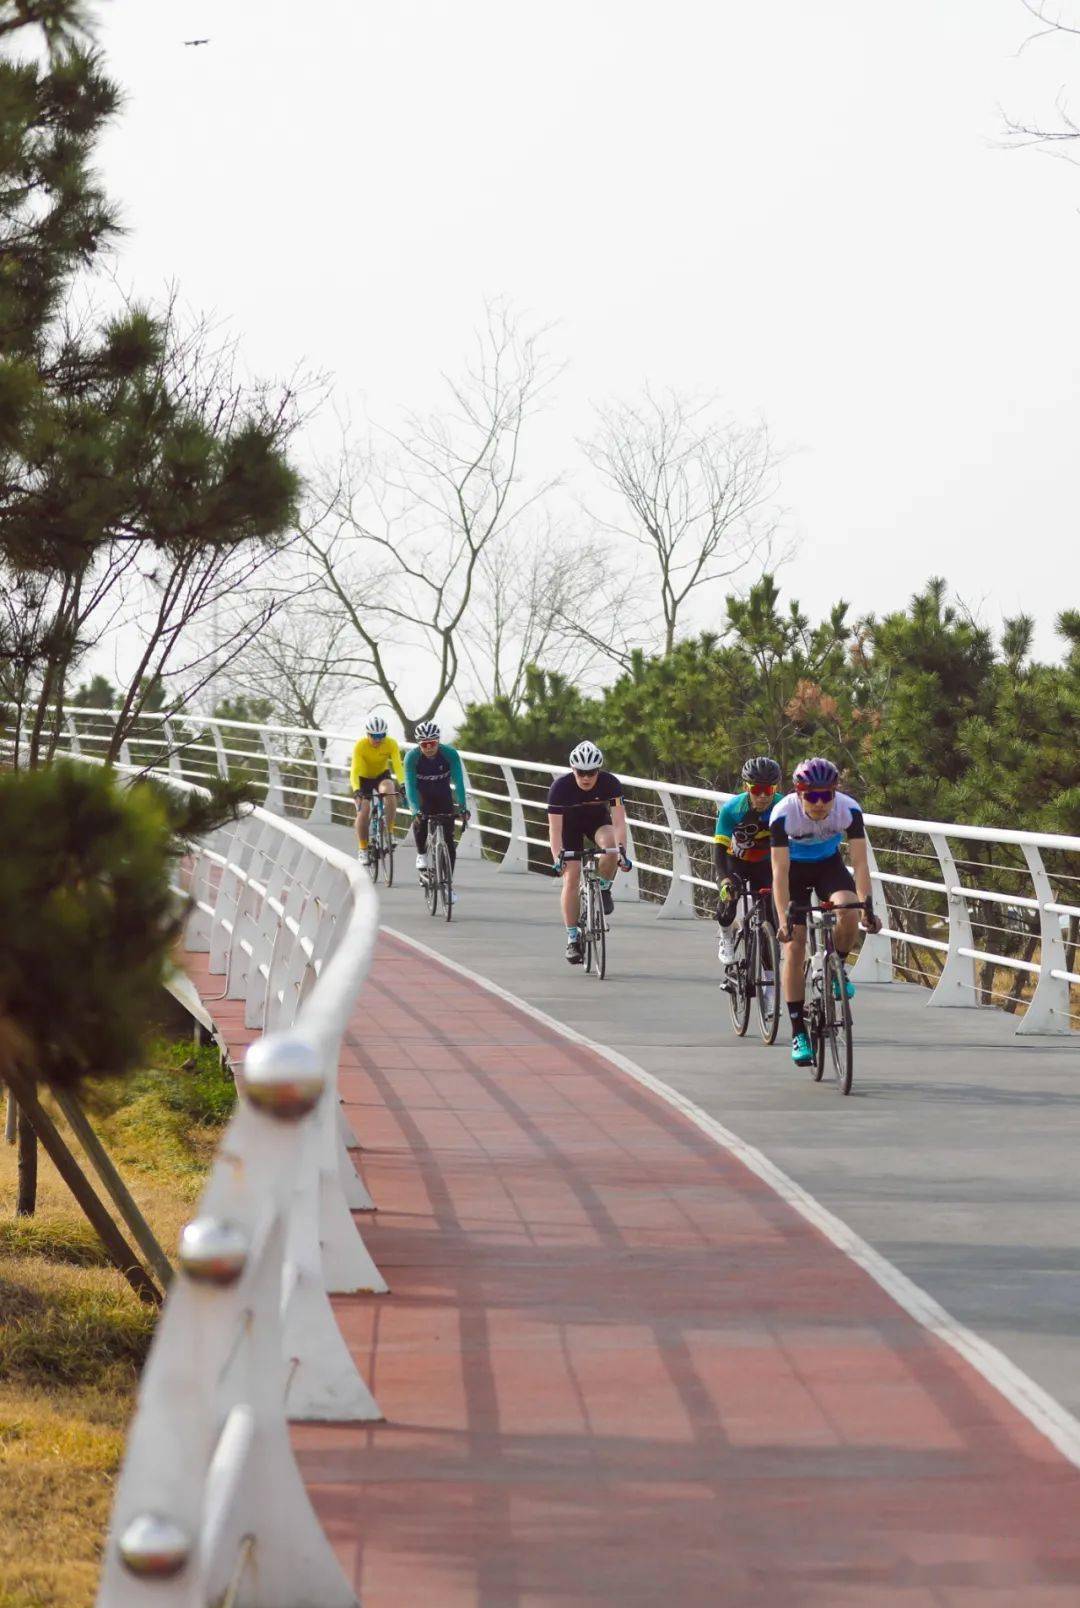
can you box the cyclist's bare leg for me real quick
[831,896,860,956]
[783,925,807,1002]
[355,796,372,848]
[379,778,397,835]
[593,823,618,879]
[561,859,582,928]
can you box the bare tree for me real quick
[213,590,351,732]
[455,517,648,707]
[300,302,559,733]
[1004,2,1080,153]
[581,388,783,657]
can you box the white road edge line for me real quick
[381,922,1080,1471]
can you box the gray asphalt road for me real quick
[318,826,1080,1420]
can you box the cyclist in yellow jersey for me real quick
[350,714,404,859]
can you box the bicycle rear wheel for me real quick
[755,920,781,1044]
[824,953,854,1095]
[728,930,750,1035]
[437,839,453,922]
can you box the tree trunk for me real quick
[5,1066,161,1305]
[16,1105,37,1216]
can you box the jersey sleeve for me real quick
[605,772,623,805]
[769,807,791,849]
[388,739,405,786]
[845,807,866,840]
[714,799,736,847]
[403,746,420,813]
[547,776,564,813]
[447,746,467,810]
[349,740,363,792]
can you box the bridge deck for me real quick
[319,837,1080,1420]
[187,846,1080,1604]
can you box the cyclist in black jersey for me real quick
[547,740,629,964]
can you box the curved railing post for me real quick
[655,787,696,920]
[1016,843,1070,1036]
[259,728,286,814]
[849,832,893,983]
[927,832,976,1008]
[208,720,230,779]
[160,719,184,780]
[306,735,333,825]
[613,809,640,903]
[456,759,482,861]
[497,762,529,874]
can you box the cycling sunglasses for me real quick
[574,768,600,780]
[800,788,835,805]
[418,739,440,750]
[747,782,777,795]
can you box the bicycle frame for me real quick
[786,897,874,1094]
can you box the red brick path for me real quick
[184,934,1080,1606]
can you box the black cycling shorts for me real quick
[787,854,857,926]
[559,804,613,858]
[355,770,393,801]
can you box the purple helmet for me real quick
[793,756,839,791]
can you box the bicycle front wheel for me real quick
[592,902,607,980]
[424,852,438,916]
[824,953,854,1095]
[804,959,825,1081]
[755,920,781,1045]
[728,930,750,1036]
[367,837,380,884]
[437,840,453,923]
[383,822,394,888]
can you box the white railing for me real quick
[9,705,1080,1037]
[86,790,383,1607]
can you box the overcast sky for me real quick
[93,0,1080,681]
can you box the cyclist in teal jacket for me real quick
[405,722,470,882]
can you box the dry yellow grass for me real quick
[0,1039,233,1608]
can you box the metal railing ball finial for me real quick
[242,1034,325,1120]
[118,1513,192,1577]
[178,1216,249,1285]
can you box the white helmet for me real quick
[365,713,388,736]
[569,740,604,771]
[414,721,441,741]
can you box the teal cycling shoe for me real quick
[831,974,855,1001]
[791,1030,813,1066]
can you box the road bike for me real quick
[366,790,396,886]
[418,811,467,922]
[785,898,875,1096]
[724,883,781,1044]
[557,845,632,980]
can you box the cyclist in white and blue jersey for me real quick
[770,756,880,1066]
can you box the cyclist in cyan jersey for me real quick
[350,714,405,861]
[713,756,781,968]
[770,756,880,1066]
[405,721,470,901]
[548,740,629,965]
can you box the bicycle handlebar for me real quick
[785,897,875,917]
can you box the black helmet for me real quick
[741,755,782,786]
